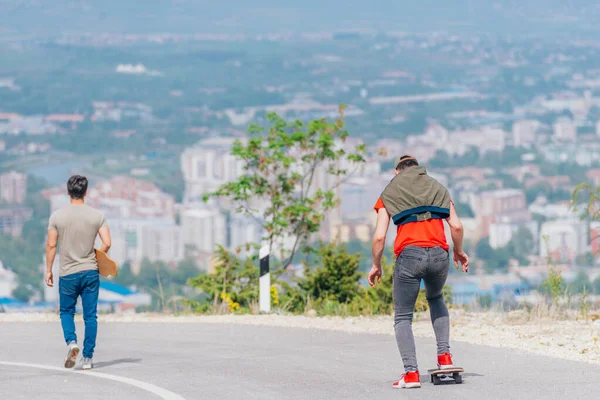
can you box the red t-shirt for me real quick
[374,197,450,258]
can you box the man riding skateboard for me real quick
[45,175,112,370]
[368,155,469,389]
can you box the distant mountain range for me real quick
[0,0,598,38]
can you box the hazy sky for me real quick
[0,0,598,38]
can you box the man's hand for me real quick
[368,265,382,288]
[45,271,54,287]
[453,250,469,273]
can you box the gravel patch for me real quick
[2,310,599,365]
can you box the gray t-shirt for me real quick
[48,204,107,277]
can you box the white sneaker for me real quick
[82,357,93,370]
[64,342,80,369]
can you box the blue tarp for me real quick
[0,297,25,306]
[100,280,138,296]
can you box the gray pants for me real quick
[393,246,450,372]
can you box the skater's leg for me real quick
[424,247,450,355]
[393,246,427,372]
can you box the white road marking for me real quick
[0,361,186,400]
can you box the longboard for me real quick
[95,249,118,278]
[428,367,464,385]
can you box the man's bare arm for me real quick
[45,229,58,286]
[446,202,469,272]
[372,208,391,268]
[446,202,464,252]
[368,207,391,287]
[98,226,112,253]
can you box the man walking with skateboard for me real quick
[369,155,469,389]
[45,175,111,370]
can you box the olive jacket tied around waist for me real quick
[380,166,451,226]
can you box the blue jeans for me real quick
[59,270,100,359]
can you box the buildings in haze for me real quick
[0,207,33,237]
[180,208,226,263]
[103,218,182,272]
[553,117,577,141]
[472,189,531,242]
[180,138,244,203]
[0,171,27,204]
[512,120,539,149]
[539,218,589,262]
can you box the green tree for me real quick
[475,237,495,261]
[568,270,591,294]
[297,241,362,304]
[475,237,510,272]
[172,258,202,285]
[572,183,600,221]
[187,246,258,310]
[113,261,136,286]
[576,252,595,267]
[429,149,452,168]
[592,277,600,295]
[454,202,474,218]
[507,226,535,265]
[362,257,395,314]
[12,284,34,303]
[203,110,366,269]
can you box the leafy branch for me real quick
[203,108,366,270]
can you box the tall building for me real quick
[475,189,528,217]
[539,219,589,262]
[0,207,33,237]
[489,220,538,250]
[180,138,244,203]
[512,120,539,149]
[141,224,183,264]
[553,117,577,141]
[446,127,506,156]
[101,218,179,272]
[180,208,226,258]
[0,171,27,204]
[473,189,531,238]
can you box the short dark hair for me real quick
[395,155,419,170]
[67,175,88,199]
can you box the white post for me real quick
[259,245,270,313]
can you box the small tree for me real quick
[541,236,564,307]
[187,245,258,312]
[507,226,535,265]
[298,241,362,304]
[572,184,600,260]
[12,284,34,303]
[572,183,600,221]
[203,109,366,269]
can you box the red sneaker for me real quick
[392,370,421,389]
[437,353,454,370]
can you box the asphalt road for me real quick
[0,321,597,400]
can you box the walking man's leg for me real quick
[393,247,427,374]
[424,247,453,368]
[80,270,100,369]
[59,274,81,368]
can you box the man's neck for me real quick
[70,199,85,205]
